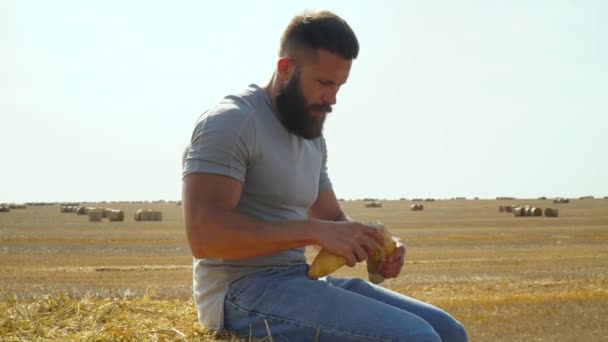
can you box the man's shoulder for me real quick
[196,84,265,127]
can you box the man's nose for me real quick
[323,89,337,106]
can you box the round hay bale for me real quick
[135,209,163,222]
[410,204,424,211]
[134,209,142,221]
[75,206,86,215]
[107,209,124,222]
[88,210,103,222]
[513,207,524,217]
[144,210,162,221]
[101,208,111,219]
[504,205,513,213]
[365,201,382,208]
[544,208,559,217]
[531,207,543,216]
[85,207,98,214]
[498,205,504,212]
[0,206,10,213]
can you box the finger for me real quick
[353,244,368,263]
[380,263,402,278]
[345,253,357,267]
[364,227,385,247]
[382,254,404,271]
[360,234,383,257]
[383,268,401,279]
[386,246,405,263]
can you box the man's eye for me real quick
[318,80,331,86]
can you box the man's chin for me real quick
[289,126,322,140]
[303,126,324,140]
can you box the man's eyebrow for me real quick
[318,79,348,86]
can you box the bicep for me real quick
[182,173,243,227]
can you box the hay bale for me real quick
[504,205,513,213]
[88,210,103,222]
[531,207,543,216]
[410,204,424,211]
[498,205,505,212]
[100,208,109,218]
[0,206,10,213]
[544,208,559,217]
[513,207,524,217]
[75,206,86,215]
[135,209,163,222]
[84,207,99,214]
[107,209,125,222]
[365,201,382,208]
[142,210,162,221]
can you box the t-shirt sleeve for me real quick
[319,136,333,192]
[182,107,255,183]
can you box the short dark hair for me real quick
[279,10,359,60]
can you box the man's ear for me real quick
[277,57,296,82]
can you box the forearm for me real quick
[186,209,321,260]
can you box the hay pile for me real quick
[0,291,261,341]
[364,201,382,208]
[135,209,163,222]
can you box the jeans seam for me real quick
[225,301,391,342]
[227,268,275,301]
[227,265,305,302]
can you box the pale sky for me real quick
[1,0,607,203]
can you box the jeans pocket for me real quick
[226,267,281,304]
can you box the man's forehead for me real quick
[300,49,352,82]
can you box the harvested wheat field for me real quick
[1,199,607,341]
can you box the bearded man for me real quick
[182,10,467,342]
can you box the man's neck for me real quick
[264,73,280,115]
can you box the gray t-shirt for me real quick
[182,84,332,330]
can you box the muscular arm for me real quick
[183,174,383,265]
[183,173,320,260]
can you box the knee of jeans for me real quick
[447,319,468,342]
[435,314,468,342]
[338,277,372,291]
[406,324,442,342]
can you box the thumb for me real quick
[386,246,403,263]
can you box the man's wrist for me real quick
[307,219,326,245]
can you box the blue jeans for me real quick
[224,264,467,342]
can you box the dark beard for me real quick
[276,71,332,140]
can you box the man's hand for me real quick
[378,238,406,278]
[314,220,385,267]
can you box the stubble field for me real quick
[1,199,607,341]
